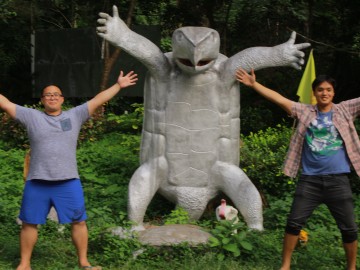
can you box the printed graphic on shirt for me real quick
[60,118,72,131]
[305,112,343,156]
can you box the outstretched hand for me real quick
[236,68,256,88]
[276,31,311,70]
[117,71,138,88]
[97,6,128,44]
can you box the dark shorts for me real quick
[19,178,87,225]
[286,174,358,242]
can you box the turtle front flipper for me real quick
[128,156,168,229]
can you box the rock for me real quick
[137,224,211,246]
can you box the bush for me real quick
[263,194,293,230]
[240,123,297,197]
[209,219,253,260]
[77,132,141,215]
[164,207,192,225]
[0,111,29,150]
[240,105,276,135]
[0,148,25,225]
[104,103,143,134]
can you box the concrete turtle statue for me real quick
[97,6,310,231]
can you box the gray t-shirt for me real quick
[16,103,89,181]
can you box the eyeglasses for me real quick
[42,93,63,99]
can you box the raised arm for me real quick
[222,32,310,85]
[0,94,16,118]
[87,71,138,116]
[97,6,169,78]
[236,68,293,115]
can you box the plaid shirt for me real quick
[283,97,360,178]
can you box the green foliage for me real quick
[243,229,283,266]
[77,132,140,213]
[91,231,143,265]
[352,33,360,51]
[0,112,29,150]
[240,105,276,135]
[164,207,191,225]
[240,124,297,197]
[78,109,106,145]
[105,103,144,134]
[263,195,293,230]
[208,219,253,260]
[0,148,25,224]
[2,127,360,269]
[0,0,17,23]
[125,243,207,270]
[160,36,172,52]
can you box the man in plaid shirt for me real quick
[236,67,359,270]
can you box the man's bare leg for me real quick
[72,221,100,269]
[16,223,38,270]
[280,233,299,270]
[344,240,358,270]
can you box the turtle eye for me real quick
[197,59,212,66]
[178,58,194,67]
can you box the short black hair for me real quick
[312,75,336,91]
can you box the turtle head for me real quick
[172,27,220,74]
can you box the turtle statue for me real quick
[97,6,310,231]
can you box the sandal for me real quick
[81,266,102,270]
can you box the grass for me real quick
[0,220,355,270]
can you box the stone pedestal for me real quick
[138,224,212,246]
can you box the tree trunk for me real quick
[99,0,137,91]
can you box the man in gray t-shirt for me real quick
[16,103,89,181]
[0,70,137,270]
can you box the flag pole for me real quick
[292,49,316,133]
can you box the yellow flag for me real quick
[297,49,316,105]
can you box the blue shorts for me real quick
[19,179,87,225]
